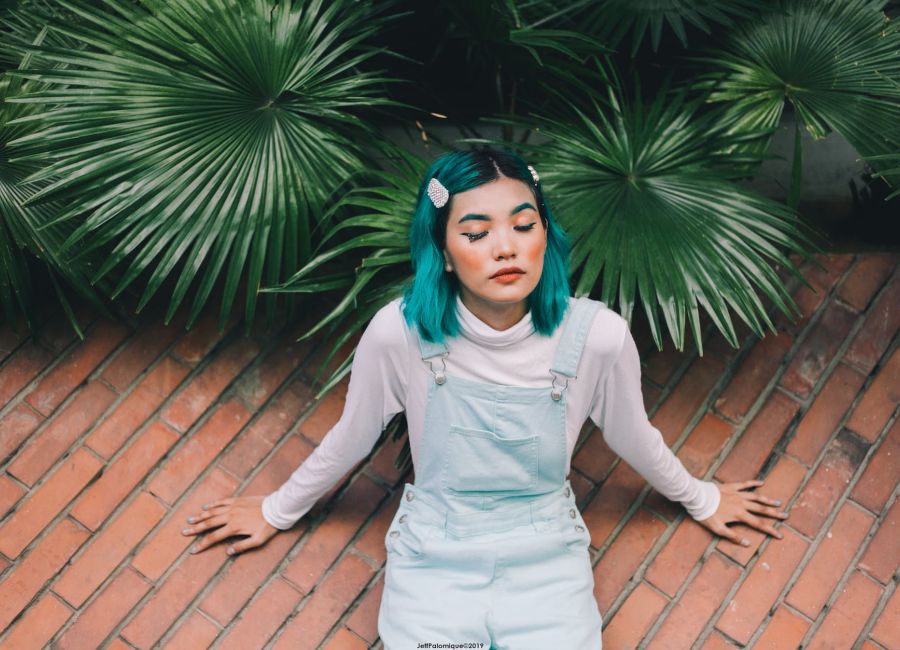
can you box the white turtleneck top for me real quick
[261,296,721,530]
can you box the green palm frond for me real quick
[544,0,759,55]
[1,26,103,335]
[7,0,399,331]
[866,152,900,199]
[436,0,607,65]
[699,0,900,188]
[517,64,823,354]
[264,146,426,395]
[0,0,82,69]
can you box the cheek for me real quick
[446,240,484,276]
[524,235,547,265]
[453,247,485,275]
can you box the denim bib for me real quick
[413,296,599,514]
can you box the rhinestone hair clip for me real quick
[427,177,449,208]
[528,164,540,184]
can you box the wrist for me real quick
[261,493,295,531]
[687,480,721,522]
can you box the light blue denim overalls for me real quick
[378,298,604,650]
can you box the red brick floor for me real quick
[0,252,897,649]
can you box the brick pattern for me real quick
[0,253,897,649]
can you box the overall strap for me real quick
[551,297,600,379]
[414,326,450,385]
[415,329,449,360]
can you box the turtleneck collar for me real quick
[455,294,535,348]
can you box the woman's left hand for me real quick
[695,479,789,546]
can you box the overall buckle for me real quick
[549,370,572,401]
[428,352,449,385]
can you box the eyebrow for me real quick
[457,202,537,224]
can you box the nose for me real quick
[492,228,516,260]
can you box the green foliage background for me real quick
[1,0,898,373]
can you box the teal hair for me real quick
[402,147,570,343]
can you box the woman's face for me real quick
[443,175,547,322]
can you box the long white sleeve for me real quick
[590,325,720,522]
[261,305,408,530]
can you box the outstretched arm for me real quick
[183,302,408,555]
[591,324,787,545]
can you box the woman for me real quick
[183,148,788,648]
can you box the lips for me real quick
[490,266,525,279]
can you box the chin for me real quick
[479,286,537,305]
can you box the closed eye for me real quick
[463,231,488,242]
[514,223,536,232]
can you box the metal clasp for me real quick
[428,353,449,385]
[550,370,572,401]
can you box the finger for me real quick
[185,507,227,526]
[201,498,235,511]
[736,510,765,528]
[706,520,751,547]
[738,479,765,490]
[190,526,234,553]
[746,492,783,508]
[743,500,789,520]
[737,510,784,539]
[226,535,263,557]
[182,514,228,537]
[185,505,230,527]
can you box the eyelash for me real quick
[463,223,536,242]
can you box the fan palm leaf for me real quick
[866,151,900,199]
[1,25,103,335]
[0,0,83,69]
[264,145,425,395]
[699,0,900,190]
[513,64,823,354]
[7,0,399,331]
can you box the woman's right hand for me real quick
[182,495,280,556]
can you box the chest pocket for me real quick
[442,425,538,494]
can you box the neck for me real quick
[458,290,528,331]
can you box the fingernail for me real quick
[773,499,782,506]
[740,538,750,547]
[777,533,784,539]
[190,545,199,553]
[181,528,190,535]
[201,503,209,510]
[186,516,195,523]
[226,547,235,556]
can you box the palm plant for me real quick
[867,152,900,199]
[263,146,425,393]
[510,63,822,354]
[7,0,400,331]
[0,19,104,335]
[698,0,900,196]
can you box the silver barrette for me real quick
[527,165,540,184]
[427,177,449,208]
